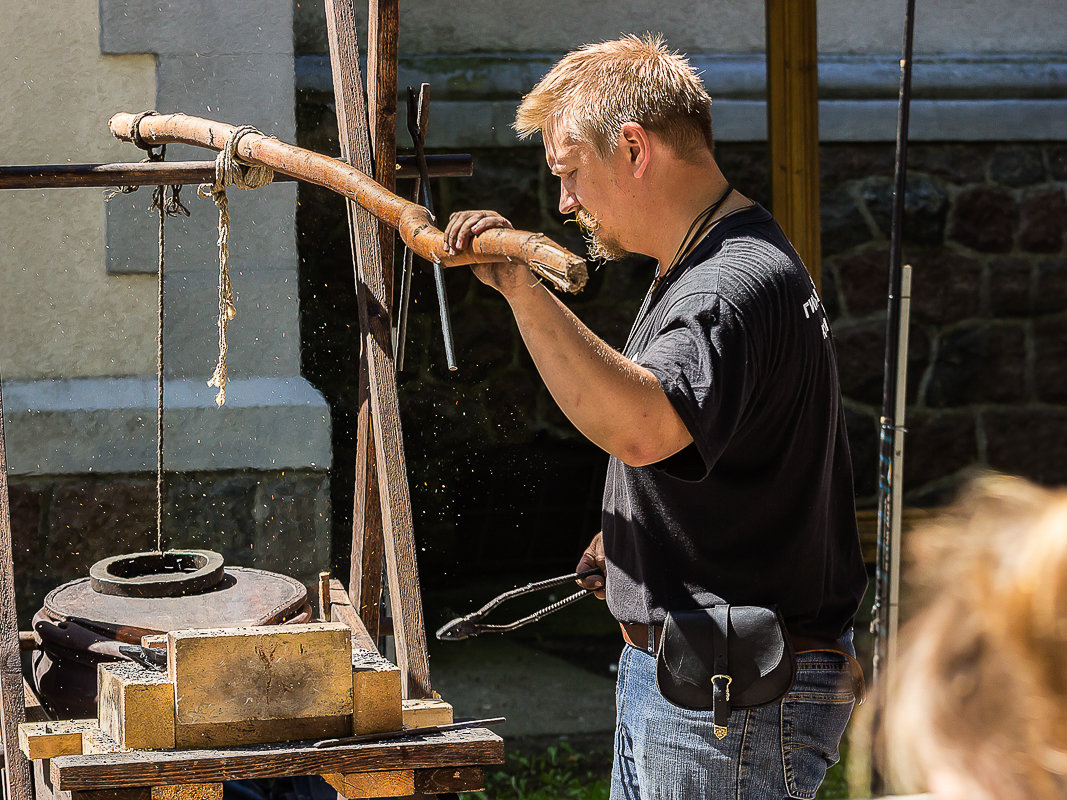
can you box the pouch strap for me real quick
[711,604,731,738]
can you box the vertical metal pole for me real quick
[871,0,917,793]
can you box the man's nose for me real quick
[559,184,580,214]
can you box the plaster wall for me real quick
[0,0,156,380]
[295,0,1067,56]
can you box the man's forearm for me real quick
[504,280,691,466]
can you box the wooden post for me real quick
[324,0,432,700]
[765,0,822,289]
[367,0,400,303]
[0,381,32,800]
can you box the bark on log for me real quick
[109,112,587,293]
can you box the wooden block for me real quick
[18,721,95,760]
[321,770,414,799]
[71,789,149,800]
[150,784,222,800]
[168,623,353,747]
[402,698,452,729]
[98,663,176,751]
[80,727,121,756]
[351,649,402,735]
[414,766,484,794]
[140,635,167,650]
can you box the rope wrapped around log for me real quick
[109,112,588,293]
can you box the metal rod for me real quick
[407,85,457,371]
[0,155,473,190]
[871,0,917,793]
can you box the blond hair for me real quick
[513,34,713,160]
[885,473,1067,800]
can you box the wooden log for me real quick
[0,156,472,190]
[18,722,95,761]
[97,664,175,752]
[0,381,32,800]
[108,112,586,294]
[323,0,431,701]
[321,769,413,799]
[167,624,353,748]
[413,766,484,794]
[51,728,504,791]
[401,700,452,729]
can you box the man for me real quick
[445,34,867,800]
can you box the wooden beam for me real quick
[0,381,32,800]
[51,728,504,791]
[766,0,822,289]
[367,0,400,306]
[167,624,353,748]
[322,769,413,799]
[401,699,452,729]
[323,0,432,700]
[18,722,95,761]
[97,664,175,752]
[413,766,484,795]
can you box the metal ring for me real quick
[89,550,225,598]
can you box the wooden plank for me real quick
[367,0,400,304]
[349,371,384,644]
[414,766,484,794]
[18,722,95,761]
[327,581,378,654]
[22,683,45,726]
[766,0,822,288]
[324,0,432,700]
[0,381,32,800]
[167,624,353,748]
[52,728,504,791]
[322,769,413,799]
[401,700,452,729]
[97,664,175,752]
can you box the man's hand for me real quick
[576,531,606,600]
[444,210,534,298]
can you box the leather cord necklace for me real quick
[651,182,733,293]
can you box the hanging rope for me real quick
[197,125,274,406]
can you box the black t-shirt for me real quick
[601,204,867,639]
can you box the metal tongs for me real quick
[435,569,603,641]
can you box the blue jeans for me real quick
[611,636,857,800]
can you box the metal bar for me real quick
[871,0,917,793]
[407,86,457,371]
[0,155,473,190]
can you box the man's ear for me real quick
[619,122,652,179]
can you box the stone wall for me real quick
[296,79,1067,581]
[8,470,330,629]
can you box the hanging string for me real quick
[148,181,189,554]
[197,126,275,406]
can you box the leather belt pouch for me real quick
[655,604,795,739]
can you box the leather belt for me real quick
[620,622,866,703]
[621,622,847,657]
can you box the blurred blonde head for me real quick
[513,33,714,161]
[886,473,1067,800]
